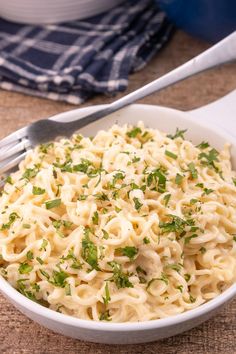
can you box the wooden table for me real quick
[0,31,235,354]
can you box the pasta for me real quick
[0,122,235,322]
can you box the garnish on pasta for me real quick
[0,122,235,322]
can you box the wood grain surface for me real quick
[0,31,235,354]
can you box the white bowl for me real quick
[0,0,125,24]
[0,103,235,344]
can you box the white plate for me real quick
[0,95,236,344]
[0,0,125,24]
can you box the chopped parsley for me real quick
[53,220,72,230]
[136,266,147,284]
[22,168,38,181]
[102,229,109,239]
[23,224,31,229]
[147,168,166,193]
[61,248,82,269]
[130,156,141,164]
[26,251,34,261]
[175,173,184,185]
[165,150,177,160]
[111,172,125,187]
[184,274,191,282]
[54,160,73,173]
[99,310,111,321]
[197,141,210,149]
[39,239,48,251]
[45,198,61,209]
[19,262,33,274]
[52,219,72,237]
[133,197,143,211]
[73,158,92,173]
[81,228,99,270]
[143,237,150,244]
[102,282,111,305]
[118,246,138,260]
[32,186,45,195]
[94,193,109,201]
[39,269,50,279]
[177,285,183,293]
[147,272,169,289]
[190,198,198,205]
[39,142,54,154]
[107,261,133,289]
[188,163,198,179]
[5,176,13,185]
[184,234,198,244]
[198,148,219,171]
[165,263,183,273]
[36,257,44,265]
[17,279,36,302]
[141,131,152,143]
[1,212,19,230]
[159,214,193,235]
[196,183,214,195]
[127,127,142,138]
[189,294,196,303]
[203,188,214,195]
[115,206,122,213]
[136,266,147,276]
[92,211,99,225]
[51,268,69,287]
[200,246,207,254]
[167,128,187,140]
[78,194,87,201]
[163,193,171,206]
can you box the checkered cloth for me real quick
[0,0,173,104]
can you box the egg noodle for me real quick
[0,122,235,322]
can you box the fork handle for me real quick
[65,31,236,131]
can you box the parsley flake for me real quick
[197,141,210,149]
[32,186,45,195]
[45,198,61,209]
[40,239,48,251]
[127,127,142,138]
[107,261,133,289]
[26,251,34,261]
[198,148,219,171]
[22,168,38,181]
[165,150,177,160]
[19,262,33,274]
[118,246,138,260]
[147,168,166,193]
[1,212,19,230]
[163,193,171,206]
[184,234,198,244]
[133,197,143,211]
[102,282,111,305]
[188,162,198,179]
[147,272,169,289]
[167,128,187,140]
[99,310,111,321]
[175,173,184,185]
[92,211,99,225]
[81,228,99,270]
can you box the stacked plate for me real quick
[0,0,125,24]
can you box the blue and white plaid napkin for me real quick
[0,0,173,104]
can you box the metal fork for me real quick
[0,31,236,184]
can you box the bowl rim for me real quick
[0,103,235,332]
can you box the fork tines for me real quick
[0,126,31,179]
